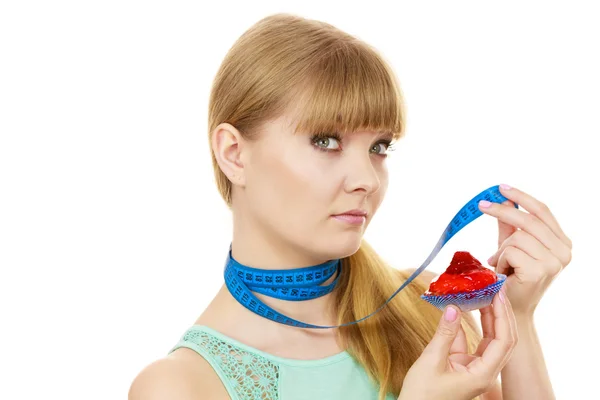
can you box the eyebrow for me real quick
[334,130,395,138]
[339,131,397,142]
[379,132,395,140]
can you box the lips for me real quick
[334,209,368,217]
[331,210,368,225]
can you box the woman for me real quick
[129,13,572,400]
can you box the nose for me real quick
[342,153,382,195]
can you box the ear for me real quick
[211,123,246,187]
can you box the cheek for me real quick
[368,163,389,214]
[248,149,336,217]
[378,167,390,198]
[289,158,338,203]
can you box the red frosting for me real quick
[426,251,497,295]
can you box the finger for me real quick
[488,230,547,268]
[497,246,562,280]
[495,247,514,277]
[479,196,571,266]
[466,291,514,378]
[497,185,572,249]
[501,286,519,353]
[474,305,494,357]
[450,324,469,355]
[497,200,518,248]
[479,305,495,336]
[449,353,478,368]
[422,306,462,369]
[494,245,531,277]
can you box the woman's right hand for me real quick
[398,288,518,400]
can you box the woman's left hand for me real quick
[480,184,573,317]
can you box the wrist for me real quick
[514,311,535,328]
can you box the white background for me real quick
[1,1,598,399]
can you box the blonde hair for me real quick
[208,13,481,400]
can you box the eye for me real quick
[311,134,342,151]
[370,141,394,155]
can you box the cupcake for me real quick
[421,251,506,312]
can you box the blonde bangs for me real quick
[287,43,406,140]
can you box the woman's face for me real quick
[234,113,393,262]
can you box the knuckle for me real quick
[513,230,527,241]
[504,246,517,258]
[550,261,563,276]
[509,335,517,349]
[525,212,537,225]
[437,324,455,338]
[502,338,515,352]
[563,250,572,266]
[506,332,519,351]
[513,332,520,348]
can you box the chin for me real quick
[313,235,363,260]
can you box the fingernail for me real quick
[444,306,458,322]
[479,200,492,208]
[500,184,512,190]
[487,256,493,264]
[499,291,506,304]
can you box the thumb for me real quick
[423,306,462,366]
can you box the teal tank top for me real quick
[168,325,397,400]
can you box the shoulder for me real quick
[128,348,229,400]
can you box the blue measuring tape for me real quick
[224,184,517,329]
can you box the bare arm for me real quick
[128,357,198,400]
[129,348,229,400]
[499,313,555,399]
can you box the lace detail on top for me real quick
[182,329,279,400]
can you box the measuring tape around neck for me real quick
[224,184,516,329]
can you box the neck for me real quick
[204,218,341,330]
[231,227,330,270]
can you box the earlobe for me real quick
[211,123,245,186]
